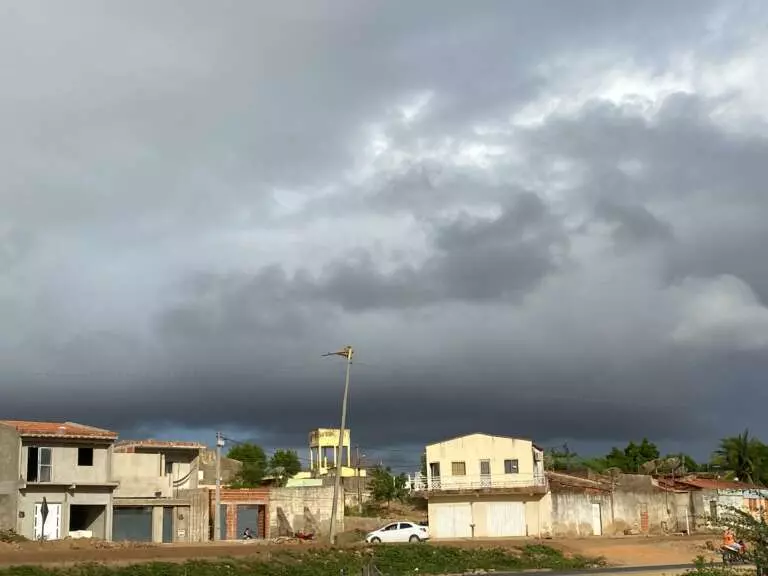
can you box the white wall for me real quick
[428,494,547,538]
[547,485,692,536]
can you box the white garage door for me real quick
[487,502,526,537]
[433,503,472,539]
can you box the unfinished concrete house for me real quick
[111,439,209,543]
[0,420,118,540]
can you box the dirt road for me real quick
[552,536,718,567]
[0,534,719,568]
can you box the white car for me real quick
[365,521,429,544]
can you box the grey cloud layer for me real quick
[0,0,767,453]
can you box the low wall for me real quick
[548,476,692,537]
[269,486,344,536]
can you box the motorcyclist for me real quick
[242,527,253,540]
[723,529,739,550]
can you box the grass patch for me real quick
[0,544,603,576]
[684,556,745,576]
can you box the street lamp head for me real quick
[323,345,354,359]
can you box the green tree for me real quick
[580,457,609,473]
[546,443,579,471]
[227,442,267,487]
[714,430,767,484]
[369,466,408,510]
[269,449,302,485]
[603,439,659,473]
[604,447,628,471]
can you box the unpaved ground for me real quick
[0,534,719,568]
[552,536,718,566]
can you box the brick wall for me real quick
[208,488,270,539]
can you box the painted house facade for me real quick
[0,420,118,540]
[414,433,548,538]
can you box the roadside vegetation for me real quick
[685,556,741,576]
[543,428,768,481]
[0,544,603,576]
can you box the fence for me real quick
[410,473,547,492]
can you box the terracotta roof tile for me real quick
[678,478,761,491]
[0,420,117,440]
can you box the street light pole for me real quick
[324,345,354,545]
[214,431,224,541]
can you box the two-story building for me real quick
[0,420,118,540]
[111,439,207,543]
[415,433,548,539]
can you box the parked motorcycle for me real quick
[722,542,748,565]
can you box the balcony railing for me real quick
[411,473,548,492]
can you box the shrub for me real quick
[0,544,602,576]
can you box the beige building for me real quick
[0,420,118,540]
[111,439,208,543]
[416,433,548,539]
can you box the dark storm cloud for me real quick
[311,192,566,309]
[1,0,767,457]
[159,192,565,315]
[6,347,736,452]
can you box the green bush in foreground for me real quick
[685,556,743,576]
[0,544,603,576]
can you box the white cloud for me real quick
[671,275,768,350]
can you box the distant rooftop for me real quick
[0,420,117,440]
[676,477,763,491]
[114,439,204,451]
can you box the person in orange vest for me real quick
[723,528,736,548]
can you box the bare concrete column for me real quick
[151,506,163,543]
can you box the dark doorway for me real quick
[220,504,227,539]
[162,507,173,543]
[69,505,106,539]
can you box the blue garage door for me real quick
[237,505,260,538]
[113,507,152,542]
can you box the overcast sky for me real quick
[1,0,767,466]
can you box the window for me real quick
[451,461,466,476]
[77,447,93,466]
[165,461,174,475]
[504,459,519,474]
[26,447,52,482]
[383,523,398,531]
[399,523,413,529]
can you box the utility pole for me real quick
[214,431,224,541]
[356,445,362,512]
[323,345,354,545]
